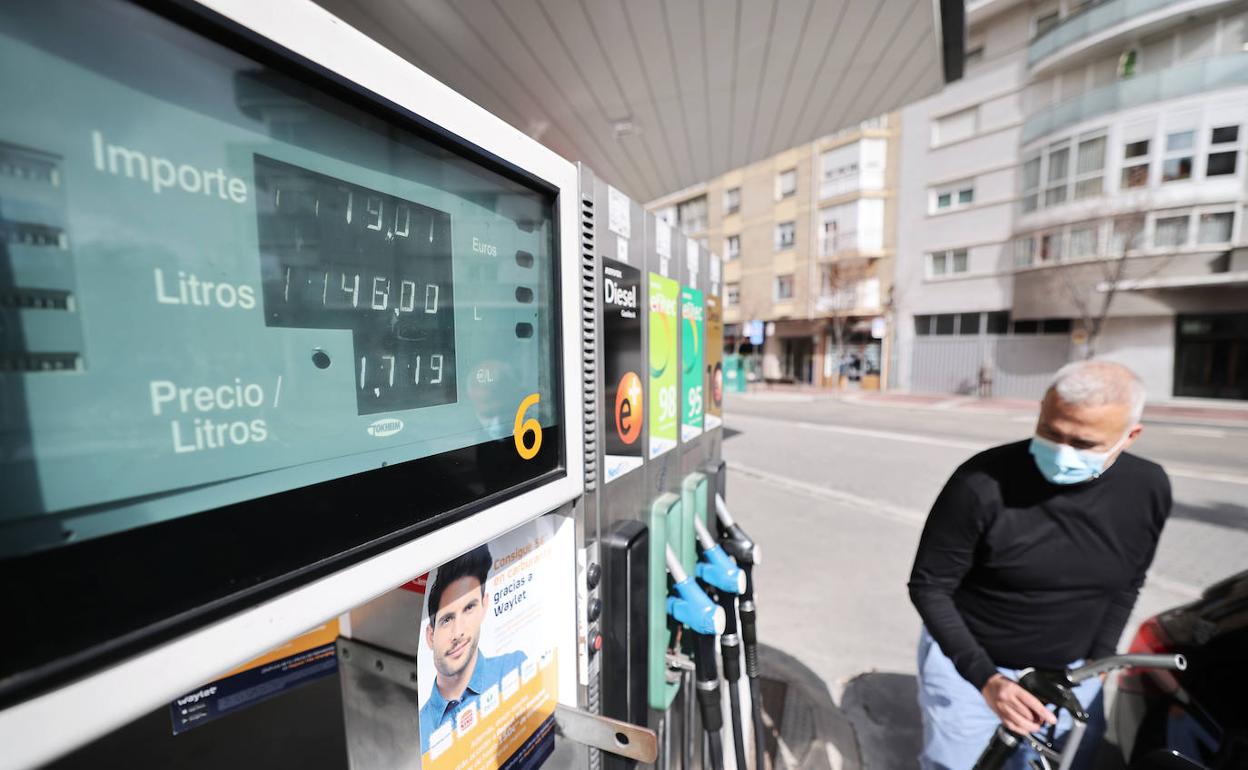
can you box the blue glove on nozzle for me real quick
[666,545,726,636]
[693,515,746,595]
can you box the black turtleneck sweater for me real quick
[908,439,1171,689]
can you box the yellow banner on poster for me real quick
[424,651,558,769]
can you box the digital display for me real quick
[0,0,567,706]
[255,157,457,414]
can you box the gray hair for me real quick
[1049,360,1146,424]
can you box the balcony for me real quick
[815,278,881,315]
[1029,0,1234,72]
[1022,52,1248,144]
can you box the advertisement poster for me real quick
[602,260,644,482]
[648,273,679,458]
[170,620,339,734]
[704,294,724,430]
[418,517,573,770]
[680,287,705,440]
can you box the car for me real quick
[1111,569,1248,769]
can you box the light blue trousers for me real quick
[916,627,1105,770]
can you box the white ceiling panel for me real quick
[316,0,958,201]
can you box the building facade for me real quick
[649,117,901,388]
[895,0,1248,401]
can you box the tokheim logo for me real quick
[366,418,404,438]
[615,371,643,445]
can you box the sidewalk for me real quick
[842,391,1248,427]
[737,383,1248,427]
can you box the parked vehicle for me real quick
[1113,569,1248,769]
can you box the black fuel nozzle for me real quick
[694,632,724,732]
[714,494,761,569]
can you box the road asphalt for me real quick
[722,390,1248,769]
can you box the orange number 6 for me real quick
[514,393,543,460]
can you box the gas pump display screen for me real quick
[0,0,564,701]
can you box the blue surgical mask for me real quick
[1029,434,1127,485]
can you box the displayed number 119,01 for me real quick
[358,353,444,391]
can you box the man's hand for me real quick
[980,674,1057,735]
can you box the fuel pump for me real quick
[666,544,727,770]
[715,494,764,770]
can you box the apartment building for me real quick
[895,0,1248,401]
[649,117,900,388]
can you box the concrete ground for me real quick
[722,390,1248,769]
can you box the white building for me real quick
[895,0,1248,401]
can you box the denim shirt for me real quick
[419,649,527,753]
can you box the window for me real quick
[1041,318,1072,334]
[1014,235,1036,268]
[932,181,975,212]
[1023,136,1104,212]
[1044,141,1070,206]
[932,107,977,146]
[773,274,794,300]
[1012,319,1040,334]
[1039,232,1063,262]
[725,234,740,261]
[775,221,795,250]
[726,282,740,306]
[1069,224,1099,259]
[1121,139,1149,188]
[934,314,955,335]
[1117,48,1137,79]
[1111,215,1145,253]
[1073,135,1105,199]
[1207,125,1239,177]
[1197,211,1233,243]
[820,143,860,197]
[927,248,969,277]
[723,187,741,215]
[1034,10,1060,38]
[1153,214,1189,248]
[959,313,981,335]
[1022,154,1041,212]
[986,311,1010,334]
[1162,131,1194,183]
[677,195,708,233]
[776,168,797,199]
[914,315,933,336]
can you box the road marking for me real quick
[1164,466,1248,485]
[727,415,1248,486]
[729,413,984,451]
[729,460,1203,599]
[1161,426,1228,438]
[727,461,928,527]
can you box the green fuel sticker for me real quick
[680,287,704,440]
[648,272,679,458]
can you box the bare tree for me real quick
[816,257,870,389]
[1055,213,1174,359]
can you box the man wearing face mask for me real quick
[908,360,1171,770]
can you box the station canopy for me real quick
[314,0,962,202]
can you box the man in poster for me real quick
[419,544,526,753]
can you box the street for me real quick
[722,391,1248,768]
